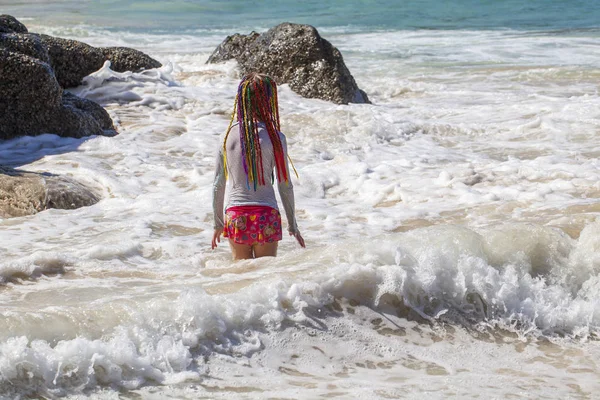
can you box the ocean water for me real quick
[2,1,600,399]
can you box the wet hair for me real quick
[223,73,296,190]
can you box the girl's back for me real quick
[224,124,288,210]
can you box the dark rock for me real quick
[208,32,260,64]
[0,15,164,140]
[0,14,28,34]
[39,35,162,88]
[58,92,116,137]
[0,49,63,139]
[0,48,116,140]
[39,34,105,88]
[0,33,49,62]
[0,15,159,139]
[0,167,99,218]
[100,47,162,75]
[45,174,100,210]
[207,23,369,105]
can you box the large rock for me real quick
[100,47,163,77]
[0,14,28,34]
[207,23,369,105]
[0,47,116,140]
[40,35,162,88]
[0,167,99,218]
[0,32,48,61]
[0,15,161,140]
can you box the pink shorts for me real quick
[223,206,283,246]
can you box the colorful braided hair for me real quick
[223,73,298,190]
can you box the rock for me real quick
[208,32,260,63]
[59,92,117,137]
[0,168,46,217]
[0,48,116,140]
[0,167,99,218]
[0,49,62,139]
[44,174,100,211]
[0,15,162,140]
[207,23,369,105]
[100,47,163,76]
[0,32,49,62]
[0,17,161,90]
[0,14,28,34]
[38,35,106,88]
[39,35,162,88]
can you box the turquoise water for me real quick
[5,0,600,32]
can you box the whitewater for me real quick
[2,12,600,400]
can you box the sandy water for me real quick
[1,10,600,400]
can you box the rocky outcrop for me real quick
[0,167,99,218]
[0,46,116,140]
[100,47,162,79]
[0,14,163,217]
[0,32,49,61]
[40,35,162,88]
[207,23,369,105]
[209,32,260,62]
[0,15,27,34]
[0,14,162,140]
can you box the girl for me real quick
[212,73,305,259]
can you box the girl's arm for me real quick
[212,149,226,248]
[277,135,305,247]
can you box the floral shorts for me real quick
[223,206,283,246]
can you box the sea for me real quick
[1,0,600,398]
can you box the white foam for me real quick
[2,223,600,395]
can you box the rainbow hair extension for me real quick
[223,73,298,190]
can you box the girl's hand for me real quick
[212,228,224,249]
[290,230,306,248]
